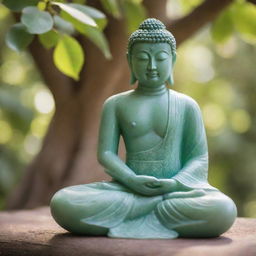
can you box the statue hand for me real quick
[152,179,178,194]
[127,175,166,196]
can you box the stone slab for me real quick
[0,207,255,256]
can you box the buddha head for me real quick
[127,18,176,87]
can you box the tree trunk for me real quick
[7,0,234,209]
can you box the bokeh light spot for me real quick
[203,103,226,135]
[0,5,9,20]
[1,60,27,85]
[34,90,55,114]
[23,135,41,156]
[216,37,237,58]
[0,120,13,144]
[210,81,234,105]
[186,45,215,83]
[31,116,51,138]
[230,109,251,133]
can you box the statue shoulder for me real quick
[103,90,134,109]
[169,89,202,116]
[171,90,201,110]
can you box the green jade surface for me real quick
[50,18,237,239]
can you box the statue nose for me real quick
[147,58,157,70]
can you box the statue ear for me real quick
[130,72,137,85]
[166,52,177,87]
[126,53,137,85]
[166,74,174,87]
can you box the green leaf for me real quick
[231,2,256,43]
[51,2,97,27]
[61,11,111,59]
[39,30,59,49]
[80,26,111,59]
[67,3,107,30]
[53,35,84,80]
[211,9,233,43]
[54,15,75,35]
[5,23,34,51]
[2,0,39,12]
[21,7,53,34]
[100,0,121,18]
[122,0,146,33]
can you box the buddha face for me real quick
[129,42,175,87]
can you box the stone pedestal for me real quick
[0,207,255,256]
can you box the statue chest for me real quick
[117,96,169,139]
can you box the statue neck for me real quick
[135,84,168,96]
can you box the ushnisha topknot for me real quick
[138,18,166,30]
[128,18,176,56]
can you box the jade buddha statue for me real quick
[50,18,237,239]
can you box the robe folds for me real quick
[51,90,237,239]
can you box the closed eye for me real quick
[156,57,168,61]
[137,57,149,61]
[136,53,149,61]
[156,52,169,61]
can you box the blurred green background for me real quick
[0,0,255,216]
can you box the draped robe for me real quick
[51,90,237,239]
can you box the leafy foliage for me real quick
[211,1,256,44]
[100,0,121,18]
[2,0,255,79]
[122,0,146,33]
[2,0,146,80]
[211,9,233,43]
[231,2,256,43]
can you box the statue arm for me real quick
[172,98,214,190]
[97,96,134,185]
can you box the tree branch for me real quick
[169,0,233,46]
[143,0,168,21]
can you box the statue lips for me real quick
[147,71,159,78]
